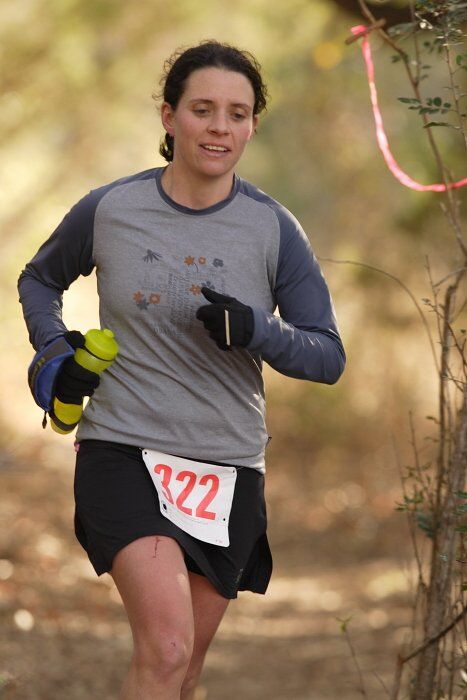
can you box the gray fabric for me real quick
[18,167,345,471]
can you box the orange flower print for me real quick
[184,256,195,266]
[133,291,144,302]
[198,257,206,265]
[189,285,202,296]
[149,293,161,304]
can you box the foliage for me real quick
[362,0,467,697]
[389,1,467,132]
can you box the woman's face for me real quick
[161,67,258,183]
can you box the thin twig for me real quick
[434,267,467,288]
[452,294,467,323]
[390,655,404,700]
[319,256,439,372]
[338,619,369,698]
[400,604,467,664]
[391,431,430,682]
[432,285,453,527]
[425,257,444,369]
[393,431,426,579]
[358,0,467,258]
[345,19,387,45]
[445,319,467,372]
[373,670,391,698]
[409,411,433,509]
[442,28,467,151]
[440,202,467,260]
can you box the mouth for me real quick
[200,144,231,155]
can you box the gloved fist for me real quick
[196,287,254,351]
[54,331,100,404]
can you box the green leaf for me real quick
[456,54,463,65]
[433,97,442,106]
[416,513,435,538]
[462,582,467,591]
[443,103,451,108]
[336,615,352,633]
[398,97,420,104]
[456,490,467,499]
[455,524,467,533]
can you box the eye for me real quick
[194,108,209,116]
[232,112,247,121]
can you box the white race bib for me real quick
[142,450,238,547]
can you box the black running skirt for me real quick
[73,440,272,599]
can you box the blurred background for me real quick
[1,0,466,698]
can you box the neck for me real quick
[161,162,234,210]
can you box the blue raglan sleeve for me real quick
[247,211,346,384]
[17,192,97,351]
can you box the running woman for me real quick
[18,41,345,700]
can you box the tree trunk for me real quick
[412,388,467,699]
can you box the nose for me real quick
[207,110,229,134]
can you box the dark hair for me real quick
[154,40,268,162]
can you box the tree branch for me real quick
[401,602,467,664]
[319,256,439,372]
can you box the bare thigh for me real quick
[111,535,195,656]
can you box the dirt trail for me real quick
[0,441,413,699]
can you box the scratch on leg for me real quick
[152,536,159,559]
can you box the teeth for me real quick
[203,145,228,152]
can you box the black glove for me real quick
[196,287,254,351]
[54,331,100,404]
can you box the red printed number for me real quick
[176,470,196,515]
[154,465,219,520]
[154,464,174,503]
[196,474,219,520]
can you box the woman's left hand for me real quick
[196,287,254,351]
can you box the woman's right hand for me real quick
[54,331,100,405]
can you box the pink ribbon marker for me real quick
[352,24,467,192]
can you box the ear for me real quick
[249,114,259,140]
[161,101,175,136]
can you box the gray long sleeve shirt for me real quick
[18,167,345,471]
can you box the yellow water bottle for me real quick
[50,328,119,434]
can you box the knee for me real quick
[135,632,194,678]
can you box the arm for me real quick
[247,218,345,384]
[17,193,97,351]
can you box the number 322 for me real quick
[154,463,219,520]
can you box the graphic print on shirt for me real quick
[132,250,227,337]
[143,249,163,263]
